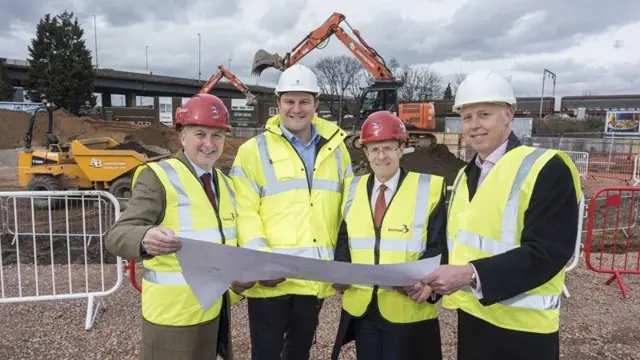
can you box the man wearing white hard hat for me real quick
[411,70,581,359]
[229,63,353,359]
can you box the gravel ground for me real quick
[0,256,638,360]
[0,153,639,359]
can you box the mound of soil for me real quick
[218,137,249,172]
[0,109,183,151]
[0,109,249,170]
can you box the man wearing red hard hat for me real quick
[106,93,242,360]
[330,110,447,360]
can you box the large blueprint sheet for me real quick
[175,236,441,310]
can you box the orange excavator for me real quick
[251,12,437,148]
[201,64,258,106]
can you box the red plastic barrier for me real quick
[585,186,640,298]
[587,152,635,182]
[124,258,141,292]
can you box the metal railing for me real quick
[0,190,123,330]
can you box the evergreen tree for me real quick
[443,83,453,100]
[0,61,15,101]
[27,11,96,115]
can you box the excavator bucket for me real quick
[246,93,258,106]
[251,49,285,76]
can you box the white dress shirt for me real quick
[370,168,401,212]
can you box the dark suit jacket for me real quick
[334,167,449,303]
[464,131,579,306]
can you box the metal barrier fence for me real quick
[563,192,586,299]
[584,186,640,298]
[563,151,589,178]
[0,190,123,330]
[587,152,636,182]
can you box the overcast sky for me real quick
[1,0,640,106]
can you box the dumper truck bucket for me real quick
[251,49,285,76]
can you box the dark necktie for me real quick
[373,184,388,227]
[200,172,217,211]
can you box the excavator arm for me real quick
[250,12,437,149]
[252,12,395,82]
[200,65,257,106]
[252,12,403,126]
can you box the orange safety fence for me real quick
[585,186,640,298]
[587,152,635,182]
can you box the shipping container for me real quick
[444,117,533,139]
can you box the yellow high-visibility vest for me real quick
[341,171,445,323]
[442,146,581,333]
[132,158,242,326]
[229,115,353,299]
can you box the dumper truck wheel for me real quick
[109,176,132,211]
[26,175,62,209]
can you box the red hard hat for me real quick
[360,111,408,145]
[175,94,231,132]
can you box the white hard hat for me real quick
[453,70,516,113]
[275,64,320,95]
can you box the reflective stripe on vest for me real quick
[156,160,237,235]
[229,133,348,197]
[145,160,237,285]
[241,236,335,260]
[448,147,561,311]
[342,173,431,253]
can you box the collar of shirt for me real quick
[184,152,212,183]
[373,168,401,196]
[280,123,320,148]
[475,138,508,168]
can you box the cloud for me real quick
[0,0,639,101]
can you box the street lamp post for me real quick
[145,46,149,70]
[198,33,201,81]
[93,14,98,68]
[539,69,556,119]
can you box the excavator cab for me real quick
[356,80,402,125]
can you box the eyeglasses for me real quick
[365,146,401,156]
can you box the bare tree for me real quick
[453,72,467,95]
[314,55,362,124]
[397,65,443,101]
[313,60,339,115]
[347,69,367,100]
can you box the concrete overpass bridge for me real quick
[1,58,276,107]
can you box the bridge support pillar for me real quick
[125,91,136,107]
[171,97,182,127]
[101,93,112,107]
[152,96,160,124]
